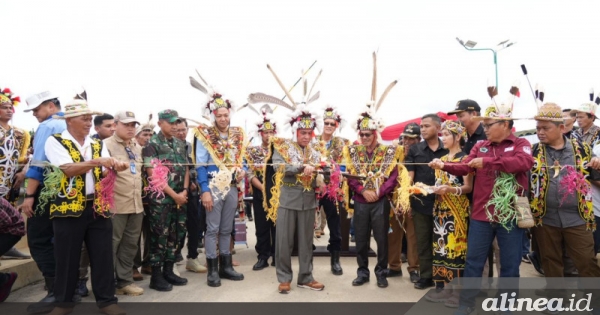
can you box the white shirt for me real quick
[45,130,110,195]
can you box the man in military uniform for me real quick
[142,109,189,292]
[264,106,326,294]
[194,91,245,287]
[315,106,349,275]
[245,108,276,270]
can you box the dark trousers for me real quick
[412,210,434,279]
[177,191,200,259]
[0,233,21,257]
[354,199,389,278]
[133,204,151,269]
[594,215,600,254]
[27,186,56,278]
[319,197,342,253]
[53,202,116,308]
[253,196,275,260]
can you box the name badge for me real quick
[505,146,514,152]
[480,147,488,153]
[130,161,137,174]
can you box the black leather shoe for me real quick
[352,276,369,286]
[387,269,402,277]
[528,252,544,276]
[253,258,269,270]
[409,271,420,283]
[330,251,343,275]
[414,278,434,290]
[376,276,388,288]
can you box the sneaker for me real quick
[401,253,407,263]
[116,283,144,296]
[409,271,420,283]
[297,280,324,291]
[186,258,207,273]
[522,254,531,263]
[132,268,144,281]
[315,231,321,238]
[278,282,291,294]
[0,272,18,302]
[1,248,31,260]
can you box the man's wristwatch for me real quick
[24,194,36,199]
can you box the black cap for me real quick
[447,99,481,115]
[400,123,420,138]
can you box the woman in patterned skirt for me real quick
[424,121,473,308]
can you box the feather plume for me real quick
[75,89,87,101]
[534,84,539,100]
[510,85,520,97]
[259,104,273,114]
[267,64,296,106]
[371,52,377,102]
[307,91,320,104]
[487,86,498,98]
[375,80,397,111]
[248,92,295,111]
[302,70,307,100]
[590,88,595,102]
[189,76,207,94]
[307,69,323,103]
[539,87,545,102]
[195,69,209,86]
[596,96,600,106]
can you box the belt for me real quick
[85,194,95,201]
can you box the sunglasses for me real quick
[324,122,337,127]
[359,133,373,138]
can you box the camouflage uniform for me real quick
[142,130,188,267]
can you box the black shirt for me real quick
[405,139,448,215]
[463,123,487,155]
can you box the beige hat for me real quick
[52,99,102,119]
[534,103,564,122]
[114,111,140,124]
[570,88,600,117]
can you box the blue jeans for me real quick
[522,229,531,256]
[460,219,523,308]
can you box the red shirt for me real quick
[443,134,534,222]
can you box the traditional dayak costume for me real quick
[0,88,30,203]
[42,99,120,312]
[259,64,327,293]
[344,52,408,289]
[190,73,246,287]
[245,104,277,270]
[316,105,349,275]
[528,96,600,289]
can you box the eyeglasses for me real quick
[324,122,337,127]
[482,121,504,129]
[359,133,373,138]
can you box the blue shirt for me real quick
[26,112,66,181]
[195,140,219,193]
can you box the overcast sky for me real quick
[3,0,600,141]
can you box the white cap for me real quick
[24,91,59,112]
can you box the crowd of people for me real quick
[2,57,600,315]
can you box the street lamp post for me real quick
[456,38,516,89]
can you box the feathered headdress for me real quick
[0,87,20,107]
[322,105,346,130]
[354,52,397,132]
[246,104,277,139]
[246,64,323,140]
[474,82,520,121]
[441,120,466,137]
[571,88,600,117]
[189,70,236,123]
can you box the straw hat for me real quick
[52,99,102,119]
